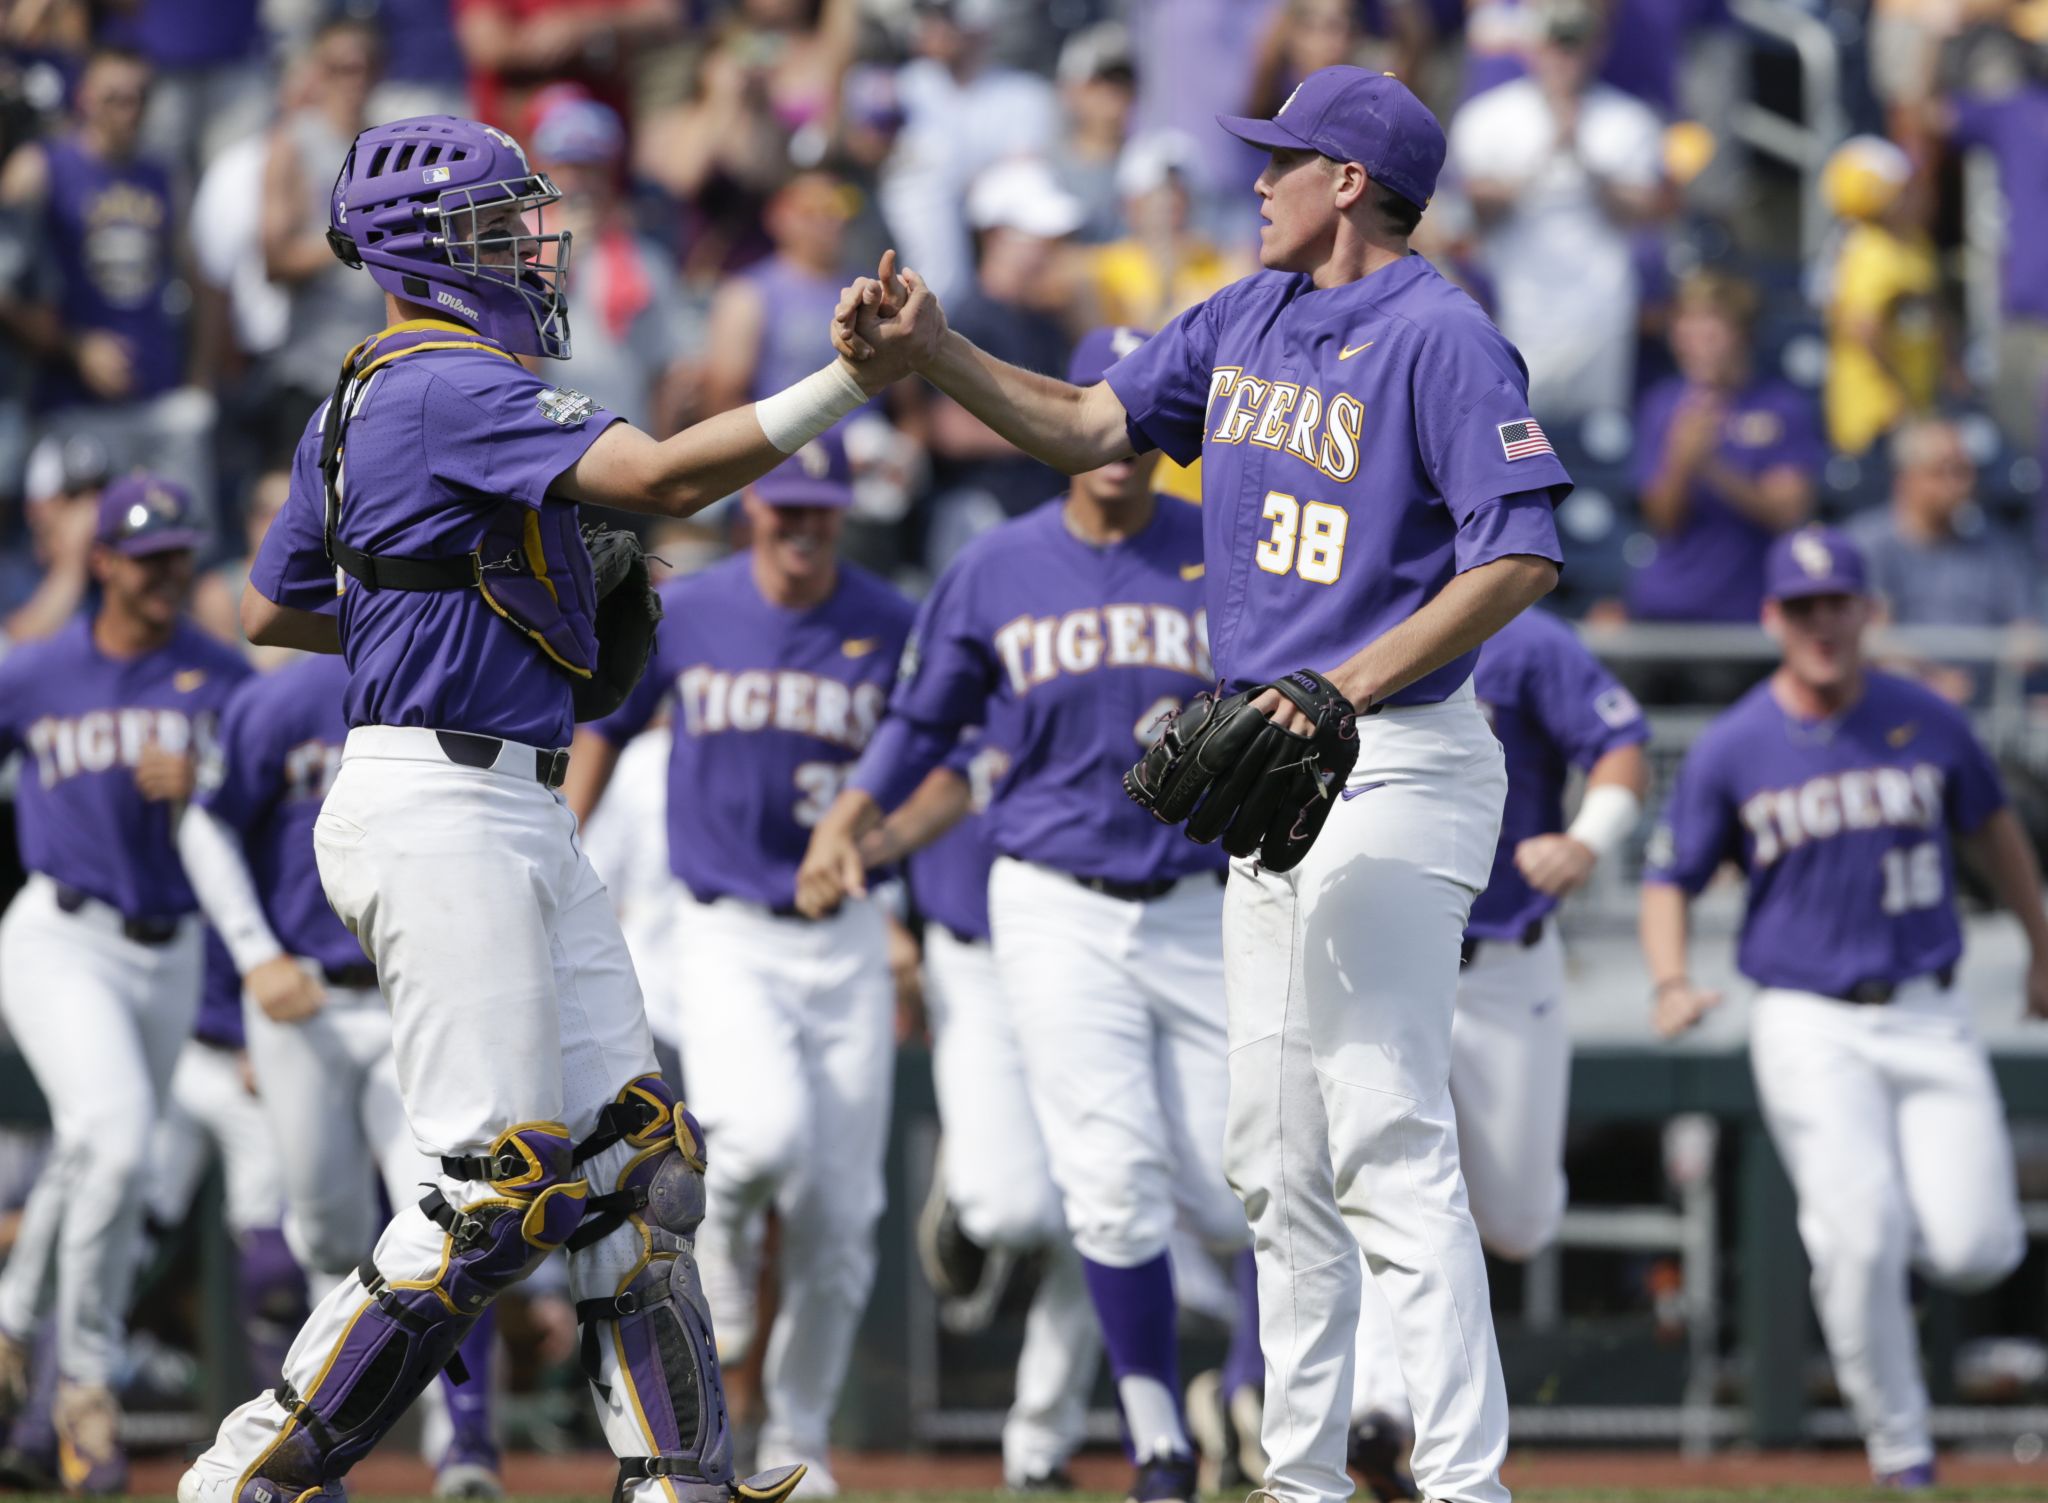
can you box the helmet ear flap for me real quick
[327,228,363,269]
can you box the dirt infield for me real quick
[120,1447,2048,1499]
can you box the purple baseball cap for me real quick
[1765,526,1868,602]
[1068,325,1152,387]
[751,434,853,509]
[1217,65,1446,210]
[95,474,203,556]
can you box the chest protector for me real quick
[319,320,598,683]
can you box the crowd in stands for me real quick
[0,0,2045,666]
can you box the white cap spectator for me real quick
[967,158,1086,239]
[1115,129,1209,201]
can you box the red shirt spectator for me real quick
[452,0,680,132]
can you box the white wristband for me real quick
[1566,783,1642,861]
[755,361,867,454]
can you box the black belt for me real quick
[1062,870,1227,903]
[434,730,569,791]
[322,962,379,988]
[1826,965,1955,1005]
[53,885,181,946]
[1460,919,1545,968]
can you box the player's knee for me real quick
[1069,1195,1173,1268]
[961,1186,1065,1252]
[286,1200,374,1279]
[702,1097,808,1199]
[1474,1181,1566,1263]
[1923,1214,2025,1293]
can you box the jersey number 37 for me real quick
[1256,491,1349,585]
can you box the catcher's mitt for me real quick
[1123,669,1360,873]
[574,524,663,721]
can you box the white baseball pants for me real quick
[671,892,895,1476]
[1223,685,1511,1503]
[988,858,1247,1269]
[149,1038,288,1237]
[1353,926,1571,1422]
[0,875,201,1383]
[240,978,424,1287]
[1750,980,2025,1475]
[924,924,1100,1482]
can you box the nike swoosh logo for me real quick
[1340,779,1389,801]
[841,638,879,658]
[1179,562,1205,580]
[1339,341,1375,360]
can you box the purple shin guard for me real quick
[240,1124,586,1500]
[571,1077,803,1503]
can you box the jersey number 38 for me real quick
[1256,491,1349,585]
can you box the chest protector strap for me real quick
[320,320,598,679]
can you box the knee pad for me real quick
[569,1076,801,1503]
[238,1122,585,1498]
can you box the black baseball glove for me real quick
[1123,669,1360,873]
[574,525,663,721]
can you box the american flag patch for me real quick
[1498,419,1553,461]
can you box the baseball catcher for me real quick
[1125,669,1361,872]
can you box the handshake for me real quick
[832,250,949,394]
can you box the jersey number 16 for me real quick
[1256,491,1349,585]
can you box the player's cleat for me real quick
[433,1439,505,1499]
[1005,1466,1076,1493]
[1185,1369,1258,1491]
[1875,1461,1937,1490]
[916,1157,987,1301]
[0,1440,57,1492]
[1124,1451,1198,1503]
[1348,1410,1419,1503]
[52,1383,125,1497]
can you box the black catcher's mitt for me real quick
[1123,669,1360,873]
[574,525,663,721]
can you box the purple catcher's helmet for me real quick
[327,115,573,359]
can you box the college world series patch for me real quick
[537,387,597,426]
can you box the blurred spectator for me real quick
[0,46,216,528]
[635,0,858,276]
[1819,135,1942,457]
[1125,0,1283,241]
[364,0,473,122]
[1938,70,2048,455]
[532,91,702,435]
[877,0,1057,303]
[1627,271,1821,623]
[101,0,271,186]
[1246,0,1428,118]
[190,466,291,661]
[188,63,295,390]
[1047,21,1135,245]
[1464,0,1734,118]
[259,18,388,461]
[1846,417,2038,627]
[703,168,858,419]
[1447,0,1669,420]
[454,0,683,133]
[918,157,1080,565]
[0,432,104,646]
[1088,131,1240,330]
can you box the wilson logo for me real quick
[436,289,479,321]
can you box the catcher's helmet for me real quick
[327,115,573,359]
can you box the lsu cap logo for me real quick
[796,442,832,479]
[1791,531,1835,579]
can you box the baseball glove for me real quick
[574,524,663,721]
[1123,669,1360,873]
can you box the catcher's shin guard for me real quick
[182,1123,586,1503]
[570,1076,805,1503]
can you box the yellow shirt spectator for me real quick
[1824,221,1941,457]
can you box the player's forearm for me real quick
[1327,554,1558,707]
[848,713,961,813]
[1963,809,2048,951]
[863,768,970,867]
[1639,882,1694,986]
[921,330,1133,475]
[1700,461,1811,532]
[562,730,622,823]
[2,558,89,645]
[241,586,341,654]
[177,805,287,973]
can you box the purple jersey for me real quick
[196,653,365,972]
[1950,87,2048,322]
[1469,609,1648,939]
[1103,258,1567,699]
[248,327,623,748]
[1626,378,1824,624]
[741,256,877,416]
[41,136,181,409]
[593,554,916,909]
[0,618,250,918]
[105,0,261,68]
[1645,671,2006,996]
[852,497,1226,885]
[907,735,1007,943]
[197,929,245,1049]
